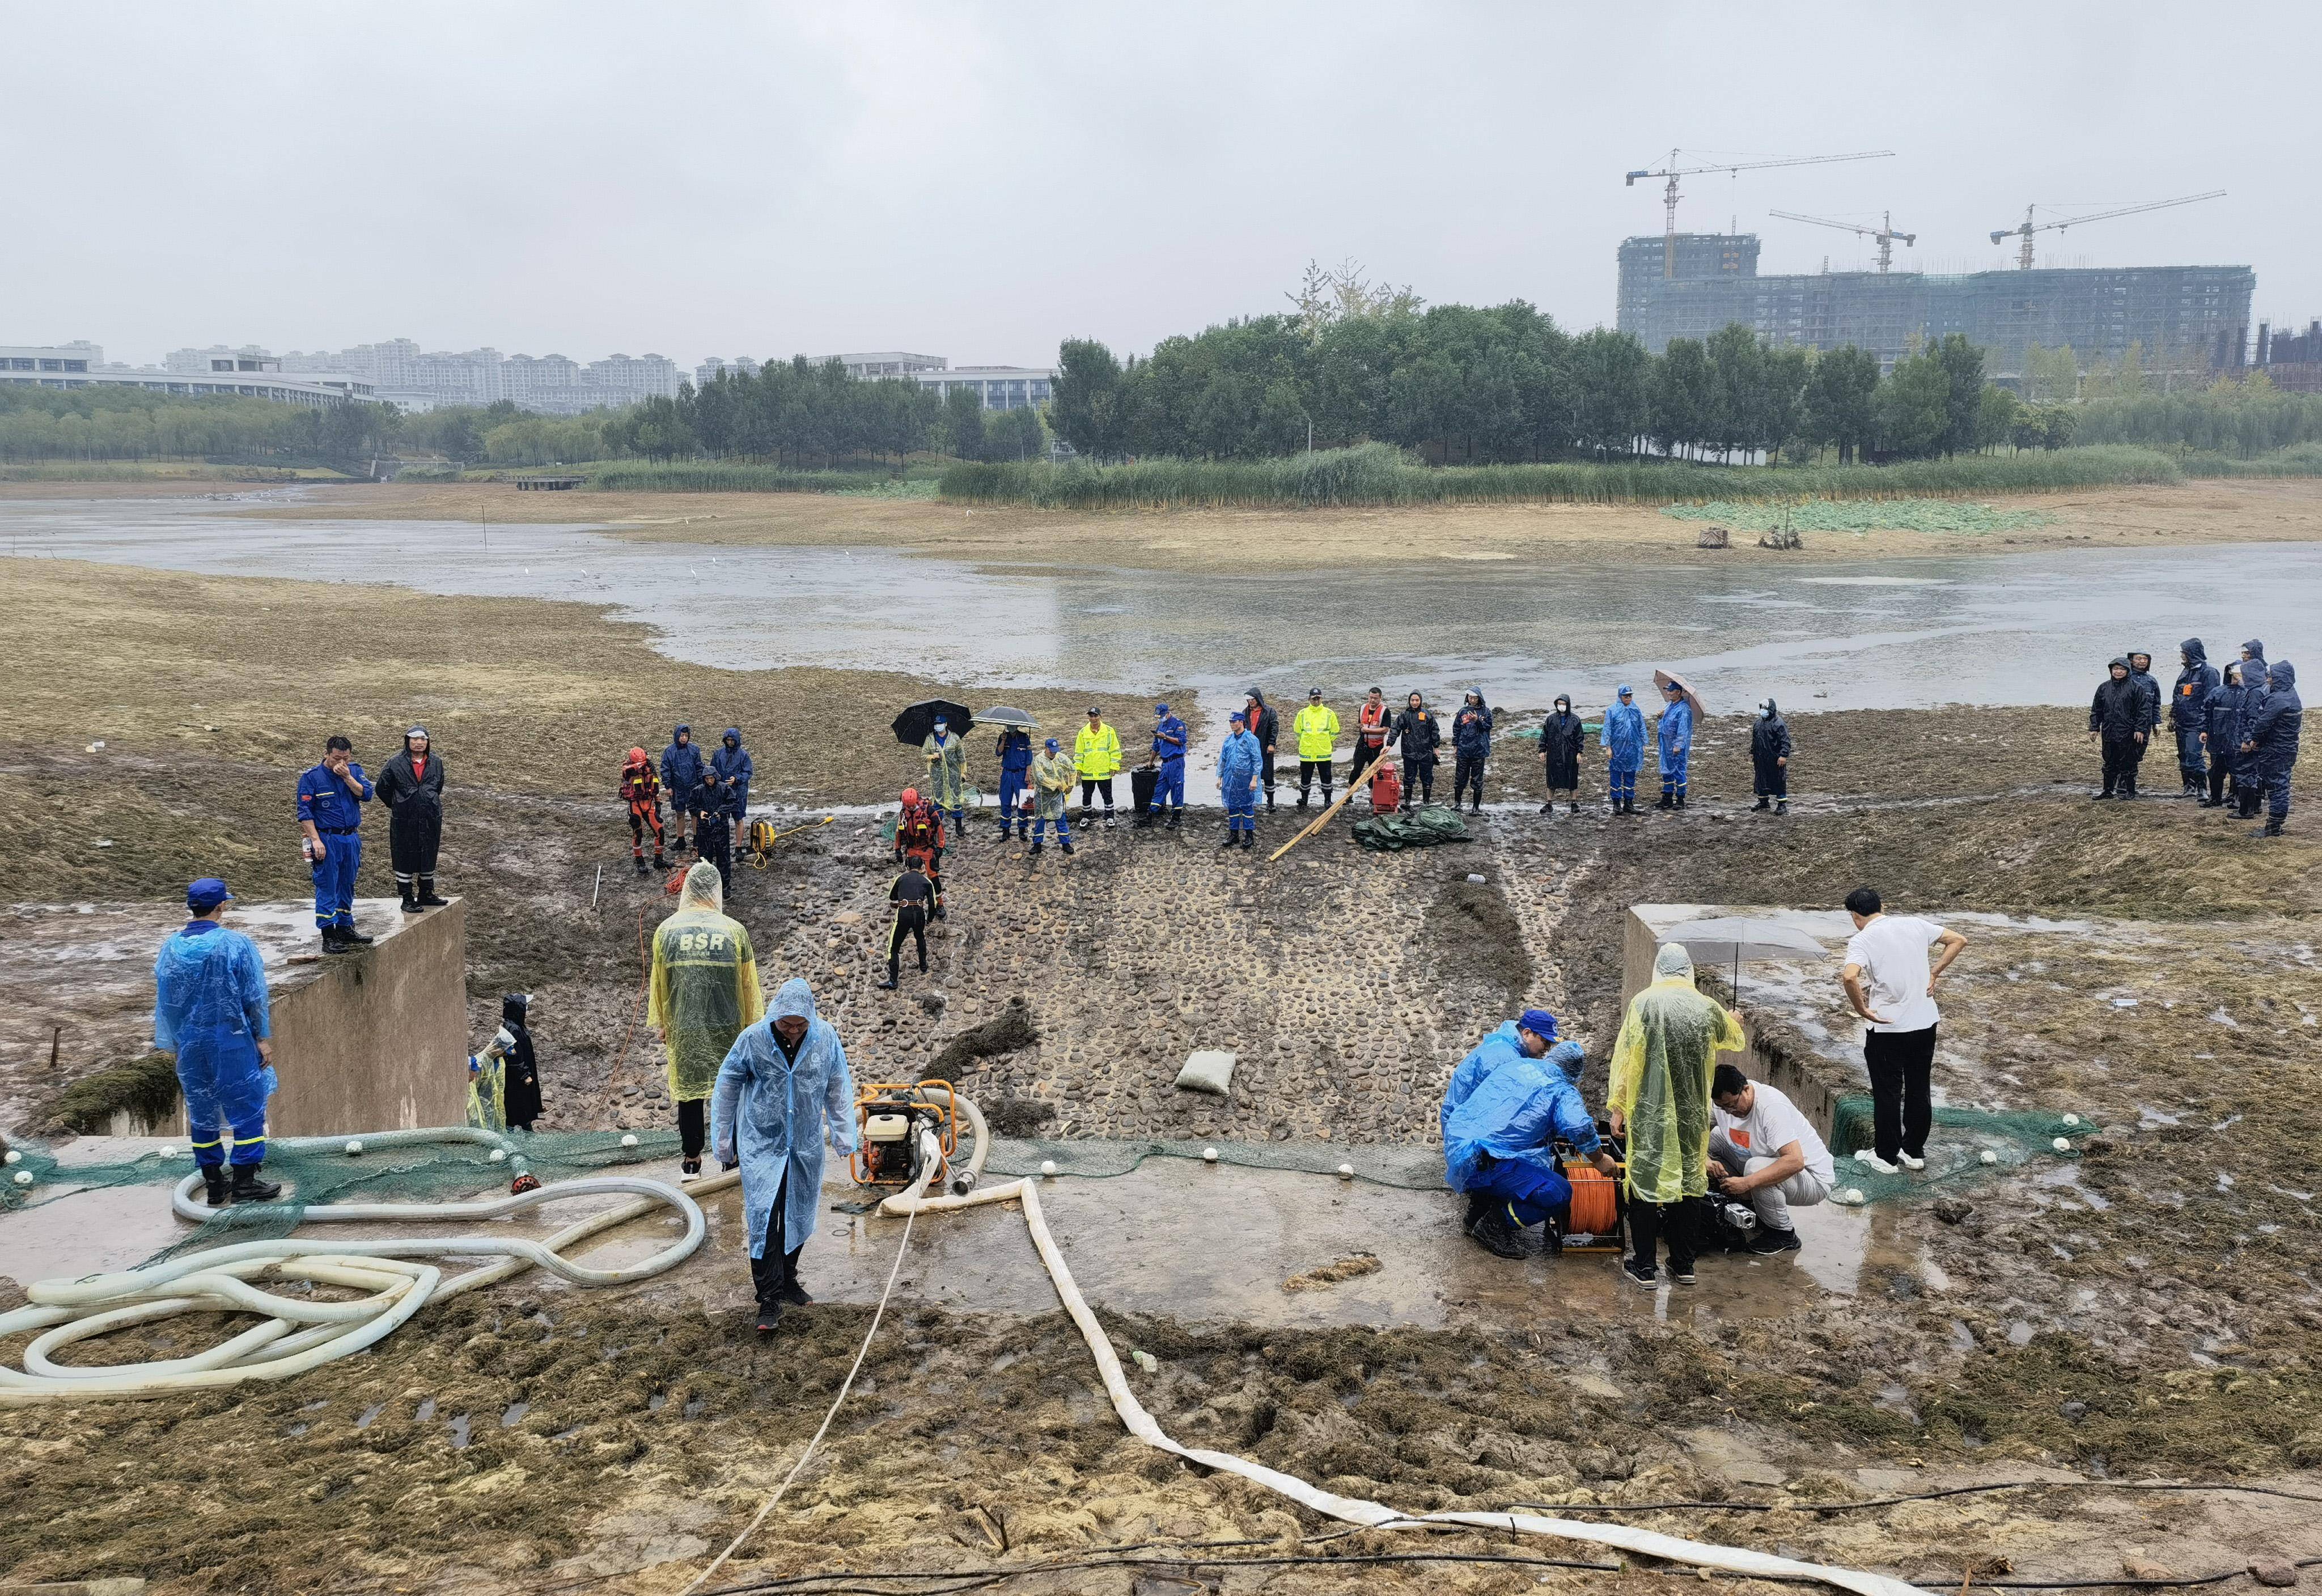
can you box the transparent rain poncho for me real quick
[1608,944,1745,1204]
[923,732,968,808]
[646,861,764,1103]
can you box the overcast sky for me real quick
[6,2,2311,369]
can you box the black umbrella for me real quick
[892,699,974,747]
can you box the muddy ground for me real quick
[2,546,2320,1595]
[241,475,2322,572]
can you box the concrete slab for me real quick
[1,1136,1900,1331]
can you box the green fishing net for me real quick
[1825,1093,2092,1203]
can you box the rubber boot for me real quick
[1028,839,1043,857]
[1776,800,1789,816]
[201,1166,231,1207]
[1570,800,1580,816]
[417,876,447,907]
[400,884,423,913]
[1219,830,1237,848]
[1656,793,1673,811]
[2251,820,2285,838]
[1675,793,1687,810]
[634,856,650,875]
[653,852,668,869]
[1752,797,1770,812]
[231,1163,283,1203]
[1167,809,1181,829]
[1060,837,1074,855]
[320,926,351,954]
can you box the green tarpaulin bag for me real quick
[1350,804,1471,851]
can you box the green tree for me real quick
[1976,385,2020,453]
[1803,346,1880,464]
[1568,328,1649,456]
[1649,339,1711,460]
[1875,353,1950,458]
[1050,338,1126,457]
[942,385,986,461]
[1930,334,1987,457]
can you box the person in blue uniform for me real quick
[1145,702,1188,829]
[1655,682,1694,810]
[994,723,1035,842]
[154,877,280,1206]
[1600,685,1645,815]
[296,735,374,953]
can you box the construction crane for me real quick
[1625,149,1895,278]
[1769,208,1917,274]
[1990,190,2226,270]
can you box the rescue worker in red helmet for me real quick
[893,786,947,919]
[622,746,667,874]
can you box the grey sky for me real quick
[7,2,2310,370]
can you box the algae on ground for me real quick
[1663,499,2054,534]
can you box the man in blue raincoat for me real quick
[2242,659,2303,839]
[1438,1011,1557,1145]
[710,727,753,823]
[1443,1024,1616,1259]
[2170,639,2221,799]
[711,977,858,1333]
[154,877,279,1206]
[660,724,706,856]
[1655,682,1694,810]
[1217,710,1261,850]
[1145,702,1188,829]
[1600,686,1645,815]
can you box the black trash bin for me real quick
[1130,765,1159,813]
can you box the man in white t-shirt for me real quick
[1840,887,1969,1175]
[1709,1064,1833,1252]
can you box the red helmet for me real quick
[626,746,649,765]
[901,787,919,806]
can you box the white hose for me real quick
[0,1136,731,1406]
[876,1170,1920,1596]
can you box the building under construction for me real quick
[1616,233,2255,381]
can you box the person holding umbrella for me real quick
[923,715,969,839]
[1655,676,1696,810]
[1600,686,1644,815]
[990,714,1035,842]
[1539,695,1584,816]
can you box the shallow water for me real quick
[7,493,2314,725]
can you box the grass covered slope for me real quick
[942,442,2205,510]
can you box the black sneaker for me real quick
[1670,1262,1697,1285]
[778,1281,813,1308]
[876,977,898,990]
[1467,1206,1529,1260]
[1621,1257,1658,1288]
[755,1302,784,1335]
[1747,1226,1803,1254]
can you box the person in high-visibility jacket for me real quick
[1293,687,1341,809]
[1073,706,1123,826]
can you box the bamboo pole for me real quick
[1267,752,1379,863]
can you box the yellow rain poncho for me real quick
[646,861,764,1103]
[1608,943,1746,1204]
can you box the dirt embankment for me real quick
[228,475,2322,573]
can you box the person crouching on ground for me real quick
[712,977,858,1334]
[1707,1063,1832,1253]
[1609,943,1746,1287]
[648,861,764,1183]
[622,747,668,873]
[1029,738,1077,856]
[1443,1014,1617,1259]
[154,876,279,1205]
[1218,711,1261,850]
[1750,699,1791,816]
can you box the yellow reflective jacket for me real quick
[1294,704,1341,761]
[1608,973,1747,1204]
[1074,721,1122,778]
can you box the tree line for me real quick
[613,357,1045,468]
[0,384,393,464]
[1048,300,2085,467]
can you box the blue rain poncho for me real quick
[1217,727,1261,796]
[1656,697,1694,775]
[1439,1020,1523,1143]
[154,920,274,1166]
[1442,1049,1601,1194]
[711,978,858,1258]
[1600,696,1645,773]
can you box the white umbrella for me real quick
[1655,916,1825,998]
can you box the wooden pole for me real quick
[1267,754,1376,863]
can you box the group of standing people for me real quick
[625,724,757,888]
[294,727,447,952]
[2092,639,2303,835]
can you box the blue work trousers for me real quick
[1031,810,1072,844]
[1224,789,1257,833]
[1609,764,1638,805]
[179,1043,273,1169]
[1659,756,1689,802]
[1149,761,1185,812]
[998,770,1027,825]
[1467,1154,1573,1228]
[311,830,361,929]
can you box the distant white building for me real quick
[585,353,681,407]
[694,355,761,387]
[814,351,949,380]
[3,344,377,407]
[914,364,1054,411]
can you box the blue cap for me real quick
[1155,702,1170,715]
[1518,1008,1557,1043]
[1616,684,1633,697]
[187,877,233,910]
[1229,710,1245,724]
[1044,737,1059,751]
